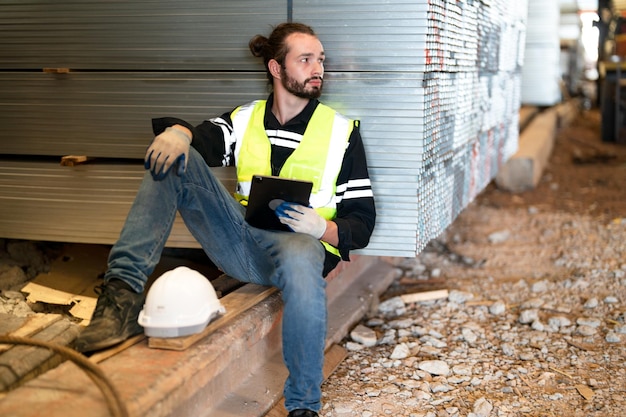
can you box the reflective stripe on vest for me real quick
[231,100,353,256]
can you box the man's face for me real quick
[280,33,325,99]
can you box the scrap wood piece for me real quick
[43,68,70,74]
[60,155,94,166]
[465,300,496,307]
[148,284,277,351]
[548,366,574,380]
[575,384,594,401]
[21,282,97,322]
[400,289,449,304]
[21,243,107,322]
[564,337,597,352]
[0,314,63,352]
[264,344,347,417]
[519,373,533,388]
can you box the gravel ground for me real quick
[320,109,626,417]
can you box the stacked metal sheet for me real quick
[298,0,527,256]
[521,0,562,105]
[0,0,527,257]
[0,0,285,71]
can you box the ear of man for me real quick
[268,59,282,80]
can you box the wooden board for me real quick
[0,314,28,335]
[400,289,449,304]
[148,284,277,351]
[0,317,81,392]
[0,314,63,352]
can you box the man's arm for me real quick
[320,220,339,247]
[332,124,376,260]
[152,113,235,168]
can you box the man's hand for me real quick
[274,202,327,239]
[144,126,192,180]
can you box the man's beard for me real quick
[281,67,323,99]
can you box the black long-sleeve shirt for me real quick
[152,94,375,275]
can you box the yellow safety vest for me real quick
[231,100,354,256]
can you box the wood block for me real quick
[60,155,93,166]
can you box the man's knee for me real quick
[272,234,325,291]
[280,234,325,266]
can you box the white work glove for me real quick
[274,202,327,239]
[144,127,192,181]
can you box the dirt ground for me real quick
[320,107,626,417]
[479,109,626,222]
[449,107,626,291]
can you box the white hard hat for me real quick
[138,266,226,338]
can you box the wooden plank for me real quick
[0,314,62,352]
[263,344,348,417]
[400,289,449,304]
[148,284,277,351]
[0,314,28,335]
[0,318,81,391]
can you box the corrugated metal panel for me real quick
[0,72,267,157]
[0,0,286,70]
[304,1,479,73]
[0,160,235,247]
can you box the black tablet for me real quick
[244,175,313,231]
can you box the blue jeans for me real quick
[105,148,327,412]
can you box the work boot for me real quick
[288,410,318,417]
[74,279,145,353]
